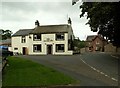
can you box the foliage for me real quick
[73,38,86,49]
[2,56,77,86]
[79,40,86,48]
[0,29,13,40]
[80,2,120,47]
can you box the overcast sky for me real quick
[1,0,97,40]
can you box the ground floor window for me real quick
[56,44,64,52]
[14,47,18,50]
[33,44,41,52]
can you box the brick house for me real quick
[86,35,107,52]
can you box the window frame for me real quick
[33,34,41,41]
[56,33,64,41]
[21,36,26,43]
[56,44,64,52]
[14,48,18,50]
[33,44,42,52]
[96,41,100,44]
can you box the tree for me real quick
[0,29,13,40]
[80,2,120,47]
[73,38,86,49]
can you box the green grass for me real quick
[2,56,77,86]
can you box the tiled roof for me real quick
[86,35,96,41]
[86,35,107,42]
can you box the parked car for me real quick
[0,49,13,57]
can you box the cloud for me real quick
[2,0,71,2]
[1,1,97,40]
[1,2,71,22]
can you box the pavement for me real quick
[17,52,118,86]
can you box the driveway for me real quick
[17,54,118,86]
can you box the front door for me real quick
[22,47,27,55]
[47,45,52,54]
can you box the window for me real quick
[14,48,18,50]
[96,47,98,51]
[56,33,64,40]
[33,44,41,52]
[89,47,91,50]
[21,36,26,43]
[33,34,41,41]
[96,41,100,44]
[56,44,64,52]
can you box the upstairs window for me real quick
[96,41,100,44]
[21,36,26,43]
[56,33,64,40]
[33,34,41,41]
[33,44,41,52]
[56,44,64,52]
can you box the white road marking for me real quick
[96,70,100,73]
[100,72,104,75]
[105,74,108,77]
[111,55,119,59]
[80,58,118,82]
[111,78,118,81]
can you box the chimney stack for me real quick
[35,20,40,27]
[68,17,72,25]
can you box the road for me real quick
[80,52,119,82]
[17,52,119,86]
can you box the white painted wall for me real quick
[12,33,73,55]
[12,36,29,54]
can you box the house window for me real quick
[21,36,26,43]
[14,48,18,50]
[56,44,64,52]
[56,33,64,40]
[33,34,41,41]
[33,44,41,52]
[96,47,98,51]
[96,41,99,44]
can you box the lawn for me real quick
[2,56,77,87]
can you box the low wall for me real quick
[104,43,116,53]
[80,48,86,54]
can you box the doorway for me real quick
[22,47,27,55]
[47,45,52,54]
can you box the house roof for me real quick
[86,35,107,42]
[31,24,71,34]
[12,29,34,36]
[12,24,71,36]
[86,35,96,41]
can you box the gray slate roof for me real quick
[12,29,33,36]
[12,24,71,36]
[31,24,70,34]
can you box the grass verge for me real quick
[2,56,77,87]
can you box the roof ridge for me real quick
[19,29,33,30]
[39,24,69,27]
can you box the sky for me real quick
[0,0,97,40]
